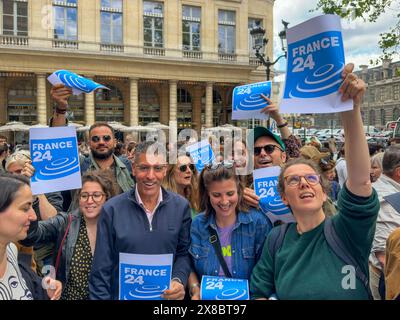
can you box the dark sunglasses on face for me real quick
[179,164,195,172]
[284,174,321,187]
[254,144,283,156]
[91,135,112,143]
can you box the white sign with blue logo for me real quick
[186,140,216,172]
[48,70,109,95]
[280,14,353,114]
[200,276,249,300]
[119,253,172,300]
[253,166,294,224]
[232,81,271,120]
[29,127,81,195]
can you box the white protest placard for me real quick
[232,81,271,120]
[29,127,81,195]
[200,276,249,300]
[119,253,172,300]
[280,14,353,114]
[48,70,109,95]
[253,166,294,224]
[186,140,216,172]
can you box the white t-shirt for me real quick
[335,157,347,188]
[0,243,33,300]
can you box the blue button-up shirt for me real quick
[189,208,272,280]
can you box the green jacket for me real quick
[81,153,134,193]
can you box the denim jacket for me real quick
[189,208,272,280]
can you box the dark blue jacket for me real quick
[89,187,192,300]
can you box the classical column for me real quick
[192,86,202,134]
[0,77,6,124]
[205,82,213,128]
[169,80,177,127]
[159,82,169,124]
[84,76,95,125]
[36,73,47,125]
[129,78,139,126]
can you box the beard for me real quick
[91,147,114,160]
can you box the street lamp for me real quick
[250,20,289,128]
[250,20,289,81]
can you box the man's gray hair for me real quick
[134,141,166,164]
[382,145,400,177]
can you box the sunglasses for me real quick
[179,164,195,172]
[91,135,112,143]
[206,160,235,171]
[284,174,321,187]
[254,144,283,156]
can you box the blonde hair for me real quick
[5,150,31,171]
[162,155,200,212]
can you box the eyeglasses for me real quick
[179,164,195,172]
[79,192,106,203]
[284,174,321,187]
[91,135,112,143]
[206,160,235,171]
[136,164,167,173]
[254,144,283,156]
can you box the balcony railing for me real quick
[143,47,165,56]
[218,53,237,62]
[183,50,202,59]
[100,44,124,53]
[53,39,78,49]
[0,35,29,46]
[249,57,262,66]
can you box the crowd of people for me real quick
[1,63,400,300]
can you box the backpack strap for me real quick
[268,223,291,264]
[324,218,373,299]
[55,213,73,276]
[207,225,232,278]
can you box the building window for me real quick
[393,107,400,121]
[1,0,28,36]
[182,5,200,51]
[143,1,163,48]
[53,0,77,40]
[248,18,262,56]
[139,86,160,125]
[394,85,399,100]
[369,109,376,125]
[100,0,122,44]
[369,88,375,103]
[380,109,386,126]
[218,10,235,54]
[95,84,124,123]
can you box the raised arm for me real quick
[339,63,371,197]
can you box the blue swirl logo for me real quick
[289,62,344,99]
[235,94,267,111]
[123,285,168,300]
[215,289,248,300]
[260,196,291,216]
[33,157,80,181]
[55,70,105,93]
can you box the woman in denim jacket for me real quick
[188,162,272,299]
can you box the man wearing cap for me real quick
[243,96,301,208]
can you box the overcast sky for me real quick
[272,0,399,74]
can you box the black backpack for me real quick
[267,218,372,299]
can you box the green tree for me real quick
[314,0,399,62]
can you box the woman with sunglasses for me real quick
[188,161,272,299]
[20,170,119,300]
[162,154,200,217]
[250,64,380,300]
